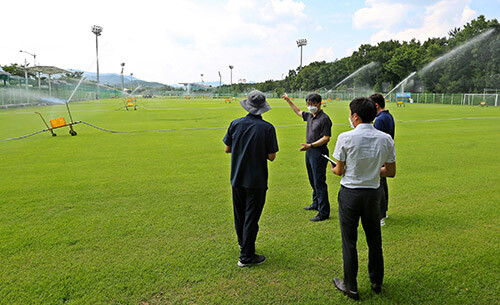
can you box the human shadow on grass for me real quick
[383,212,465,232]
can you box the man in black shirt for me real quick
[283,93,332,221]
[223,90,279,267]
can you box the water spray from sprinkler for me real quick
[384,71,416,99]
[332,62,379,90]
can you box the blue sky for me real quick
[1,0,499,85]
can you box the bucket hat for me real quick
[240,90,271,115]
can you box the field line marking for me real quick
[396,117,500,123]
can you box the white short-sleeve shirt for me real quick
[333,123,396,189]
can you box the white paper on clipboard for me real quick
[321,154,336,167]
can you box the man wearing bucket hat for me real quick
[223,90,279,267]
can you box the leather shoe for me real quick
[310,214,329,222]
[371,283,382,294]
[237,255,266,267]
[333,277,359,300]
[303,205,318,211]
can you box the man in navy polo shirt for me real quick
[370,93,395,226]
[223,90,279,267]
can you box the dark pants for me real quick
[379,177,389,219]
[305,146,330,217]
[232,186,267,261]
[338,186,384,292]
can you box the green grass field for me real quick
[1,98,499,304]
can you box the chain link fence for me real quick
[1,80,122,108]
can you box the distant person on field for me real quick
[330,97,396,300]
[370,93,395,226]
[223,90,279,267]
[282,93,332,222]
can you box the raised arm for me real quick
[282,93,303,117]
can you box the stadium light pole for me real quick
[229,65,234,95]
[91,25,103,99]
[120,63,125,91]
[130,73,133,84]
[19,50,36,66]
[201,73,204,83]
[218,71,222,95]
[22,59,28,91]
[296,38,307,70]
[20,49,39,89]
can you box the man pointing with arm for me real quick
[283,93,332,222]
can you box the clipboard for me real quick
[322,154,336,167]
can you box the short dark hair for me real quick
[369,93,385,109]
[305,93,322,104]
[350,97,377,123]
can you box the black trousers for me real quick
[379,177,389,219]
[232,186,267,261]
[305,146,330,217]
[338,186,384,292]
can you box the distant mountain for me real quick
[80,71,170,88]
[66,69,254,88]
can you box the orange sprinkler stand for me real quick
[50,117,67,128]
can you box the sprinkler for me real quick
[34,75,86,137]
[117,85,141,111]
[34,112,78,136]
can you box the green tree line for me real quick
[223,15,499,94]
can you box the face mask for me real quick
[307,106,318,114]
[348,115,355,129]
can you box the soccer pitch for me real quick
[1,98,499,304]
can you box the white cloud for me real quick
[353,1,412,29]
[460,5,477,24]
[311,47,335,62]
[271,0,306,18]
[1,0,309,84]
[361,0,478,44]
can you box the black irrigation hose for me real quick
[0,129,49,141]
[78,121,228,133]
[3,117,498,141]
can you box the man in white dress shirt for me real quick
[329,97,396,300]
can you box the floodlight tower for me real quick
[229,65,234,87]
[130,73,134,84]
[201,73,204,83]
[91,25,103,99]
[218,71,221,87]
[296,38,307,70]
[120,63,125,91]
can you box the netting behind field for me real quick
[383,92,499,106]
[0,79,122,108]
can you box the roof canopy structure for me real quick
[29,66,69,75]
[0,69,11,82]
[27,66,69,95]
